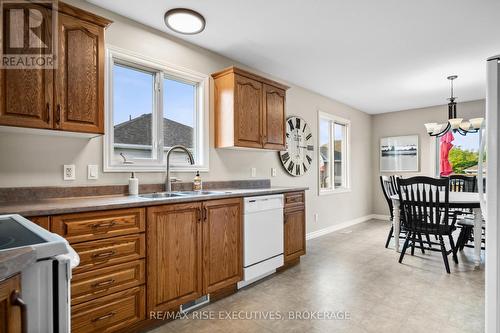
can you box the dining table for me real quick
[390,192,484,267]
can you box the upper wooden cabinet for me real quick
[212,67,288,150]
[0,2,111,134]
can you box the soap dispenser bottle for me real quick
[129,172,139,196]
[193,171,202,191]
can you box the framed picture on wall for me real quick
[380,135,419,172]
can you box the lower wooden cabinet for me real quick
[203,198,242,293]
[147,198,242,312]
[147,202,203,312]
[71,286,145,333]
[0,274,23,333]
[284,192,306,264]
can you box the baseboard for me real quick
[306,214,381,240]
[371,214,391,221]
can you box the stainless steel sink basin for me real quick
[139,192,188,199]
[139,191,227,199]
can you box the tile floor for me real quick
[148,219,485,333]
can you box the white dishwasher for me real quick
[238,194,284,289]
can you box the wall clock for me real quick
[279,116,314,176]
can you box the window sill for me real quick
[319,188,352,196]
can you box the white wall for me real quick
[0,0,373,234]
[371,99,485,216]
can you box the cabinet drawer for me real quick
[72,286,145,333]
[72,234,145,274]
[284,191,304,208]
[51,208,145,243]
[72,260,145,305]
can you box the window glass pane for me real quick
[334,123,346,187]
[163,77,196,164]
[319,118,331,189]
[113,64,154,159]
[439,131,482,176]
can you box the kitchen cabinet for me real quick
[283,192,306,264]
[147,202,203,312]
[0,274,24,333]
[30,216,50,230]
[0,2,111,134]
[147,198,242,312]
[203,198,242,293]
[212,66,288,150]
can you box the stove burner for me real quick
[0,236,16,249]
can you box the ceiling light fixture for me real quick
[164,8,206,35]
[424,75,484,137]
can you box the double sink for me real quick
[139,190,230,199]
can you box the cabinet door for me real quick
[55,14,104,134]
[262,84,286,150]
[0,274,23,333]
[284,207,306,263]
[202,198,242,293]
[0,4,53,130]
[30,216,50,230]
[234,74,263,148]
[147,203,203,312]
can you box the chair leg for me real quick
[456,229,465,252]
[411,232,416,256]
[439,235,451,274]
[399,232,411,264]
[448,233,458,264]
[385,225,394,248]
[425,233,432,247]
[417,233,425,254]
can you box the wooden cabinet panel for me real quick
[56,14,104,134]
[147,203,203,312]
[72,259,145,305]
[71,286,145,333]
[234,74,263,148]
[72,234,145,274]
[284,206,306,263]
[30,216,50,230]
[0,274,22,333]
[262,84,286,150]
[51,208,145,243]
[212,67,288,150]
[202,198,242,293]
[284,191,305,208]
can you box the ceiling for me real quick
[88,0,500,114]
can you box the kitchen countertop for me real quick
[0,247,36,281]
[0,186,308,217]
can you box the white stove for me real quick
[0,214,79,333]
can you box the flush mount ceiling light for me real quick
[164,8,206,35]
[424,75,484,137]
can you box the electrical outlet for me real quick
[314,213,319,222]
[271,168,277,177]
[251,168,257,178]
[88,165,98,180]
[63,164,76,181]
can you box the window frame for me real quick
[317,111,351,195]
[104,46,209,172]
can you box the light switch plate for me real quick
[88,165,98,180]
[271,168,277,177]
[63,164,76,181]
[251,167,256,178]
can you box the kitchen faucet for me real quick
[165,145,195,192]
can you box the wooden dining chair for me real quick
[447,174,477,193]
[380,175,404,248]
[397,176,460,274]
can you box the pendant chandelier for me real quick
[424,75,484,137]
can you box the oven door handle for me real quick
[11,290,27,333]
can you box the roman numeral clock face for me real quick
[279,116,314,176]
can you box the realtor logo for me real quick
[0,0,58,69]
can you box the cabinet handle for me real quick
[46,103,50,123]
[92,250,116,259]
[55,104,61,125]
[91,279,115,288]
[203,207,208,221]
[92,312,116,322]
[91,221,116,229]
[11,290,27,333]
